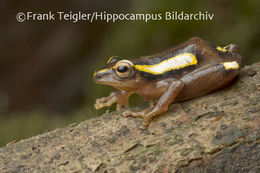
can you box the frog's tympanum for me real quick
[93,37,242,127]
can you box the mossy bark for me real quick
[0,62,259,173]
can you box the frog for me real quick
[93,37,242,127]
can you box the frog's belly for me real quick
[137,87,166,101]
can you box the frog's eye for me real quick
[107,56,121,65]
[115,60,133,78]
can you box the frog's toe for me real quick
[122,109,133,117]
[122,110,144,117]
[96,97,108,104]
[94,101,109,109]
[142,116,151,128]
[94,103,103,109]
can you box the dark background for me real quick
[0,0,259,146]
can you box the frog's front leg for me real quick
[94,91,133,110]
[123,79,184,126]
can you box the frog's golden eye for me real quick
[115,60,133,78]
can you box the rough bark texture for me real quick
[0,62,259,173]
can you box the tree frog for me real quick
[93,37,241,127]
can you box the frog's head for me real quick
[93,56,140,91]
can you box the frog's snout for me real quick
[93,71,106,83]
[93,71,102,80]
[93,68,112,84]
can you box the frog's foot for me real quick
[94,96,115,109]
[122,109,153,128]
[122,109,146,117]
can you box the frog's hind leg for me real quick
[177,61,240,101]
[187,37,242,65]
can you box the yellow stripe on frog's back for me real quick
[134,53,197,75]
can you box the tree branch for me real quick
[0,62,259,173]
